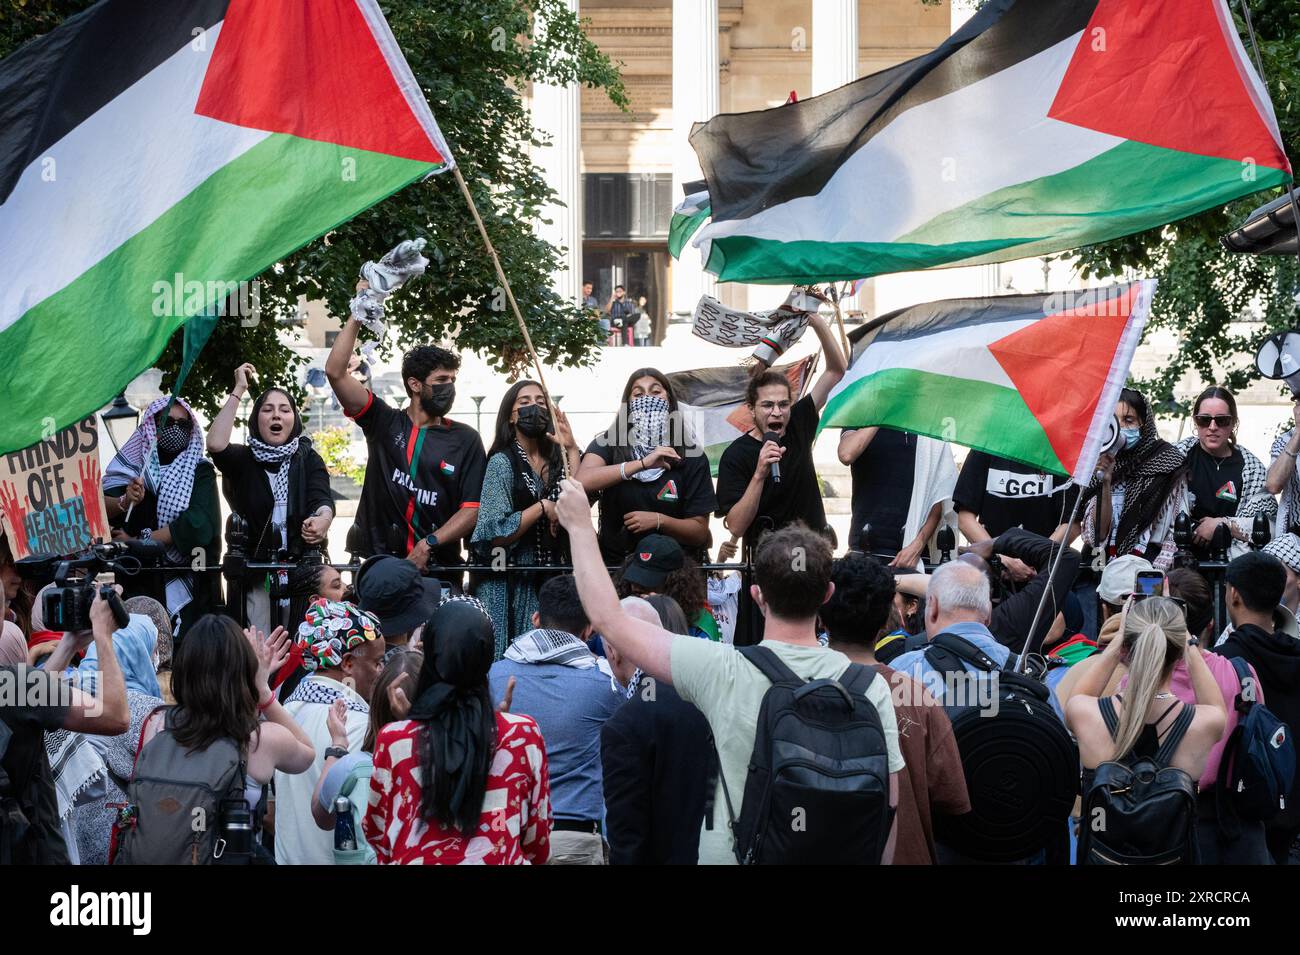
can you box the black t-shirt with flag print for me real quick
[584,437,717,565]
[1185,443,1245,526]
[349,392,487,567]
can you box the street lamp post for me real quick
[472,395,486,434]
[100,392,140,453]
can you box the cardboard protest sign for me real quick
[0,416,110,559]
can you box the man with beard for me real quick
[326,290,486,576]
[715,308,846,644]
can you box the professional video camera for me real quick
[16,539,164,631]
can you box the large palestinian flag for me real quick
[669,356,817,475]
[684,0,1290,284]
[0,0,451,453]
[820,280,1155,484]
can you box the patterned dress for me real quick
[470,450,564,655]
[363,712,551,865]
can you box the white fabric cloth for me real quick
[902,437,958,568]
[706,572,742,645]
[348,239,429,362]
[274,675,369,866]
[690,288,818,365]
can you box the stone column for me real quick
[811,0,858,96]
[671,0,719,314]
[532,0,583,305]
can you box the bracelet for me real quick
[1285,448,1298,459]
[228,392,243,402]
[619,462,628,481]
[118,494,127,510]
[656,513,662,531]
[258,691,276,712]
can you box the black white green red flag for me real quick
[819,281,1155,485]
[0,0,451,453]
[683,0,1289,284]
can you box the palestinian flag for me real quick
[685,0,1290,284]
[0,0,451,453]
[820,280,1155,484]
[669,355,817,476]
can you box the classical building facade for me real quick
[532,0,959,340]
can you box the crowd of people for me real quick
[3,294,1300,866]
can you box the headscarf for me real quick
[78,614,161,698]
[627,394,671,482]
[408,600,497,834]
[247,388,304,509]
[0,621,26,666]
[294,598,382,673]
[102,395,206,560]
[1080,394,1185,556]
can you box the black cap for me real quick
[355,555,441,636]
[622,534,685,590]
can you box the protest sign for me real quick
[0,416,110,559]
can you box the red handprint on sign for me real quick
[78,457,108,542]
[0,480,29,558]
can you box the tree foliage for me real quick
[0,0,627,419]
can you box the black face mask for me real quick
[156,418,191,464]
[419,382,455,418]
[515,404,551,438]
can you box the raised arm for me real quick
[208,363,255,454]
[807,311,848,409]
[556,478,675,684]
[837,427,878,465]
[1267,421,1300,495]
[324,282,371,417]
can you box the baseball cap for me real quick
[1097,555,1154,606]
[622,534,685,590]
[355,555,441,636]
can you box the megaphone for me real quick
[1098,414,1125,459]
[1255,330,1300,395]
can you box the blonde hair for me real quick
[1113,598,1188,761]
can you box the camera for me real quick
[16,541,156,631]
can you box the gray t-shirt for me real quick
[669,638,904,865]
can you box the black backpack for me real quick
[1079,697,1198,865]
[924,633,1078,863]
[1217,656,1296,824]
[712,646,893,864]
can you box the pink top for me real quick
[1169,652,1262,788]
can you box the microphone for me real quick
[763,431,782,484]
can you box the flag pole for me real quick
[1014,475,1088,672]
[826,283,852,359]
[450,163,569,478]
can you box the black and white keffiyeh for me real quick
[249,436,300,508]
[1265,532,1300,575]
[1080,401,1186,556]
[285,673,369,714]
[504,628,610,674]
[1175,435,1276,530]
[102,395,206,561]
[628,395,671,483]
[348,239,429,363]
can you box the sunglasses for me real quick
[1193,414,1234,429]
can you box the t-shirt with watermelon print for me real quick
[583,438,717,566]
[348,391,487,568]
[1185,442,1244,553]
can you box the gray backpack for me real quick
[112,707,249,866]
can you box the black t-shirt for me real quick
[952,451,1079,539]
[585,438,717,565]
[0,665,72,864]
[1185,444,1244,523]
[350,392,487,566]
[716,395,826,553]
[846,427,916,555]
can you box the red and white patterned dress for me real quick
[363,711,551,865]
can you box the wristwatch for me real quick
[324,746,349,761]
[424,533,439,549]
[1188,636,1200,648]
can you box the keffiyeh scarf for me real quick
[628,395,671,483]
[504,628,611,677]
[44,728,106,822]
[1080,405,1186,557]
[348,239,429,363]
[285,673,369,714]
[249,435,300,509]
[102,395,206,563]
